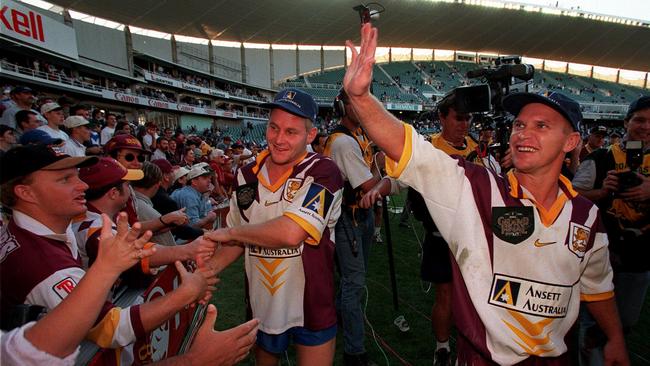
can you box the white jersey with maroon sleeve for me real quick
[386,124,614,365]
[1,211,145,351]
[228,151,343,334]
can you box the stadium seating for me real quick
[284,61,647,108]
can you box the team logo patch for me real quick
[284,91,296,100]
[492,206,534,244]
[236,182,258,210]
[283,178,303,202]
[0,226,20,263]
[488,273,572,318]
[52,277,78,299]
[567,222,590,258]
[299,183,334,222]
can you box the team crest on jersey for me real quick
[0,226,20,263]
[236,181,258,210]
[492,206,534,244]
[299,183,333,223]
[52,277,78,299]
[567,222,590,258]
[283,178,303,202]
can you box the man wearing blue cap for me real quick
[204,89,344,365]
[339,24,628,365]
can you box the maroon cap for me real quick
[1,145,96,184]
[151,159,173,174]
[80,157,143,190]
[104,134,151,155]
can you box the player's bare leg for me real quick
[295,338,336,366]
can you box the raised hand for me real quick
[184,305,259,366]
[175,260,217,307]
[96,212,155,276]
[195,255,220,305]
[343,23,378,98]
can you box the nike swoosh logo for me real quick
[534,239,557,248]
[264,201,278,207]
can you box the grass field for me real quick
[210,198,650,365]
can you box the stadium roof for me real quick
[44,0,650,71]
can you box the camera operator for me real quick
[572,96,650,365]
[323,88,384,366]
[343,23,627,366]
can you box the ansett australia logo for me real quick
[299,183,333,224]
[489,274,572,318]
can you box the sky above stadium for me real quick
[512,0,650,21]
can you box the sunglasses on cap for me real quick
[123,153,146,162]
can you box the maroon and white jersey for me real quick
[386,124,614,364]
[228,151,343,334]
[0,211,145,350]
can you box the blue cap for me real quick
[19,129,64,146]
[503,92,582,131]
[626,95,650,119]
[261,88,318,122]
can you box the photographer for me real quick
[572,96,650,365]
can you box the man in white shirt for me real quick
[37,103,68,152]
[100,113,117,145]
[151,137,169,161]
[62,116,91,157]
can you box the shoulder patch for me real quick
[236,181,258,210]
[0,226,20,263]
[300,183,334,219]
[52,277,78,299]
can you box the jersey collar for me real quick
[506,171,578,227]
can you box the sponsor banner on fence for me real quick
[142,71,228,98]
[101,90,237,118]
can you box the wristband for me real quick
[140,242,157,275]
[159,216,168,226]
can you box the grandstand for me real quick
[283,59,646,123]
[1,0,649,363]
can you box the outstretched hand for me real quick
[343,23,378,98]
[96,212,155,276]
[185,304,259,366]
[175,259,218,307]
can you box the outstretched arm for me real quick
[343,23,405,162]
[152,304,259,366]
[23,213,154,357]
[205,215,309,250]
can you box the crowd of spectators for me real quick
[0,79,272,364]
